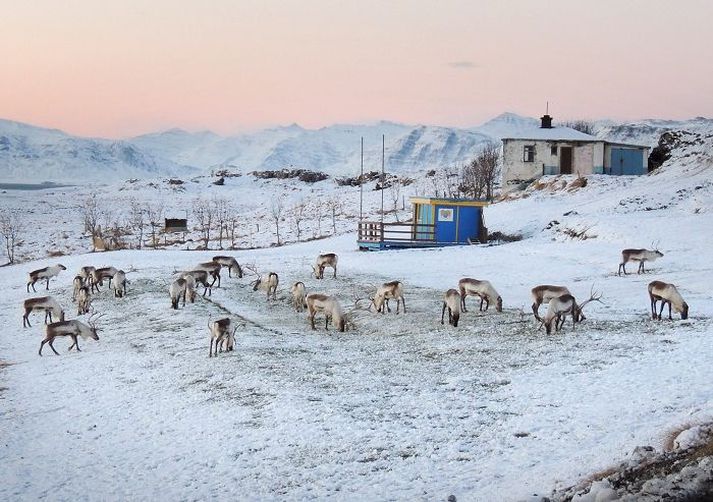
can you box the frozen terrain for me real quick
[1,127,712,500]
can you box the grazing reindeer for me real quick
[39,313,102,356]
[531,285,571,321]
[458,278,502,313]
[648,281,689,320]
[26,264,66,293]
[112,270,127,298]
[77,286,91,315]
[290,281,307,312]
[305,293,346,332]
[312,253,338,279]
[212,256,243,278]
[90,266,119,292]
[246,266,279,300]
[179,270,212,297]
[371,281,406,314]
[22,296,65,328]
[169,278,189,309]
[541,287,602,334]
[441,289,461,327]
[208,318,237,357]
[194,262,222,287]
[78,266,96,290]
[618,244,664,275]
[72,275,85,301]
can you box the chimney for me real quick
[540,114,553,129]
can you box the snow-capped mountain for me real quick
[0,120,195,183]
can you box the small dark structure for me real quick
[164,218,188,233]
[358,197,488,251]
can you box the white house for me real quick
[501,114,649,191]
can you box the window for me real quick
[523,145,535,162]
[551,145,558,156]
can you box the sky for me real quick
[1,0,712,138]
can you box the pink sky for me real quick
[2,0,712,138]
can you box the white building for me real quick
[501,115,649,191]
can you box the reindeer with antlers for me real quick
[39,311,103,356]
[618,242,664,275]
[245,265,279,300]
[541,286,603,335]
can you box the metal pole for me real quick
[381,134,385,226]
[359,136,364,222]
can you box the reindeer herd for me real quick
[19,244,691,358]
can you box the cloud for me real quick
[448,61,479,69]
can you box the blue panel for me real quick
[435,205,457,243]
[611,148,645,175]
[456,206,480,243]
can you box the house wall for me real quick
[501,139,604,190]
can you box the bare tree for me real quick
[388,178,402,222]
[460,142,500,200]
[128,198,145,249]
[325,197,342,235]
[82,195,105,251]
[561,120,595,135]
[0,209,23,264]
[192,198,214,249]
[292,200,306,241]
[145,200,165,248]
[212,197,232,249]
[270,199,284,246]
[311,199,324,237]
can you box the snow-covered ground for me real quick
[2,132,713,500]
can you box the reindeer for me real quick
[39,313,102,356]
[26,264,66,293]
[531,285,572,321]
[618,244,664,275]
[22,296,65,328]
[194,262,222,287]
[78,266,96,288]
[541,287,602,334]
[290,281,307,312]
[72,275,85,302]
[169,278,189,309]
[90,266,119,293]
[246,266,279,300]
[648,281,689,320]
[312,253,338,279]
[458,278,502,313]
[441,289,461,327]
[77,286,91,315]
[112,270,127,298]
[371,281,406,314]
[208,318,237,357]
[212,256,243,278]
[179,270,212,297]
[305,293,346,332]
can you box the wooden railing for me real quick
[357,221,436,243]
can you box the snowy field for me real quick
[2,146,713,500]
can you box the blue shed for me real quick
[358,196,489,251]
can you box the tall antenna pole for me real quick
[546,101,549,114]
[381,134,385,226]
[359,136,364,222]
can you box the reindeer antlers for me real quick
[579,284,604,310]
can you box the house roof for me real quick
[502,126,599,142]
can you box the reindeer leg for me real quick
[460,293,467,313]
[658,300,665,321]
[441,302,447,324]
[333,266,337,279]
[45,277,50,290]
[209,338,214,358]
[68,335,77,352]
[402,296,406,313]
[650,295,656,319]
[532,302,541,322]
[668,301,672,320]
[309,312,316,330]
[48,339,60,355]
[479,296,485,312]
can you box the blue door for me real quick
[611,148,645,175]
[435,205,457,243]
[456,206,480,243]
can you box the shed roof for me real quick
[502,126,599,142]
[410,196,489,207]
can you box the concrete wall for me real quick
[501,139,605,190]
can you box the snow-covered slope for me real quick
[0,120,195,182]
[594,116,713,147]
